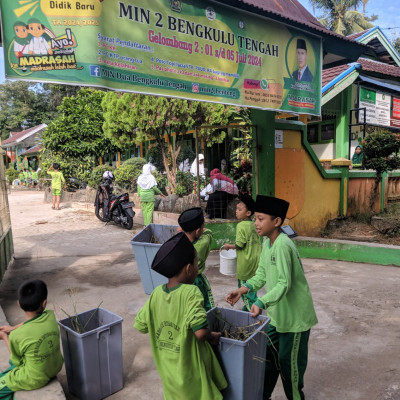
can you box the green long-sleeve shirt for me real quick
[137,186,162,203]
[245,233,318,333]
[193,229,213,274]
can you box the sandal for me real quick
[51,206,55,209]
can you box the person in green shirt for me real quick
[222,195,261,311]
[0,280,64,399]
[134,232,227,400]
[47,163,66,210]
[178,207,215,311]
[225,195,318,400]
[137,163,164,225]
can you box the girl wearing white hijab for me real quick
[137,164,163,225]
[190,154,205,177]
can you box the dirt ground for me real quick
[1,190,400,400]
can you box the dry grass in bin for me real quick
[61,301,103,334]
[211,309,263,342]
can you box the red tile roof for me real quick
[1,124,47,146]
[322,64,350,87]
[347,30,369,40]
[359,57,400,78]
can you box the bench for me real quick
[0,307,66,399]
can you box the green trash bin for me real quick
[130,224,178,294]
[58,308,123,400]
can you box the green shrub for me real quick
[153,170,168,194]
[122,157,147,169]
[5,167,19,182]
[114,164,142,191]
[88,165,115,188]
[175,171,195,196]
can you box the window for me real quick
[307,122,336,144]
[321,123,335,141]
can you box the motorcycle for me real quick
[94,173,135,230]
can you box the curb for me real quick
[294,236,400,267]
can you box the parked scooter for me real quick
[94,171,135,230]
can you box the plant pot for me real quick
[207,307,270,400]
[58,308,123,400]
[130,224,178,294]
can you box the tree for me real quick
[102,93,238,192]
[393,37,400,54]
[41,88,115,180]
[362,131,400,208]
[313,0,374,36]
[0,80,81,140]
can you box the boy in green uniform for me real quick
[226,195,318,400]
[47,163,66,210]
[178,207,215,311]
[134,232,227,400]
[222,195,261,311]
[0,280,64,399]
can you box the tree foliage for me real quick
[313,0,374,35]
[393,37,400,54]
[363,132,400,179]
[0,80,81,140]
[41,88,115,180]
[102,93,239,192]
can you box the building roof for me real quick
[359,58,400,79]
[1,124,47,147]
[20,145,41,155]
[347,31,369,41]
[322,64,350,87]
[217,0,369,66]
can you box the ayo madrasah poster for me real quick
[1,0,322,115]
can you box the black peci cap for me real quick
[240,194,255,215]
[254,195,289,221]
[178,207,204,232]
[151,232,196,278]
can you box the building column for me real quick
[251,110,275,196]
[335,86,352,159]
[331,158,351,217]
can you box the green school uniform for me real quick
[193,229,215,311]
[246,233,317,332]
[134,284,227,400]
[138,186,162,225]
[4,310,63,391]
[244,233,318,400]
[48,171,65,195]
[235,220,261,311]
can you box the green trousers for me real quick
[264,324,310,400]
[141,201,154,226]
[194,273,215,311]
[238,279,258,312]
[0,365,15,400]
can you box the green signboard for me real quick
[1,0,322,115]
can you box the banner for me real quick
[1,0,322,115]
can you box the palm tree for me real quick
[312,0,374,36]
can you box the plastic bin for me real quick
[130,224,178,294]
[58,308,123,400]
[207,307,270,400]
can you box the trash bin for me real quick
[207,307,270,400]
[130,224,178,294]
[58,308,123,400]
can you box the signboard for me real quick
[359,87,391,127]
[0,0,322,115]
[275,130,283,148]
[390,97,400,128]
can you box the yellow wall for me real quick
[275,130,340,236]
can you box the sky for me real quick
[297,0,400,40]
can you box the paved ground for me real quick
[1,190,400,400]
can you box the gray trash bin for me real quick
[130,224,178,294]
[207,307,270,400]
[58,308,123,400]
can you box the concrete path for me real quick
[1,190,399,399]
